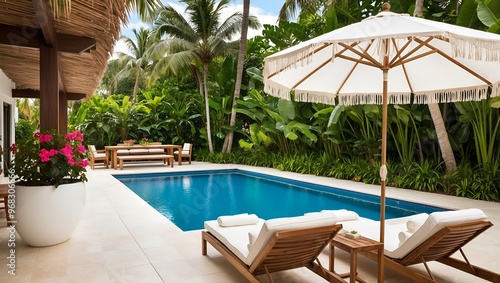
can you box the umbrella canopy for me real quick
[263,8,500,249]
[264,12,500,105]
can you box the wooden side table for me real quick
[330,234,384,283]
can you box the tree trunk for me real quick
[414,0,424,17]
[428,104,457,172]
[223,0,250,153]
[190,64,203,97]
[203,63,214,153]
[132,70,141,102]
[414,0,457,173]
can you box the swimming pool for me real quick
[114,169,446,231]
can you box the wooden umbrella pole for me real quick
[378,38,390,283]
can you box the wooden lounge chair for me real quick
[202,213,345,283]
[340,209,500,283]
[88,145,108,169]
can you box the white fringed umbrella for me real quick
[263,7,500,249]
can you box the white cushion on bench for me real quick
[129,149,149,154]
[148,149,165,154]
[117,149,129,155]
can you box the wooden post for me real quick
[59,91,67,132]
[39,42,59,132]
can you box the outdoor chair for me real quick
[202,213,344,283]
[338,208,500,282]
[88,145,108,169]
[174,143,192,164]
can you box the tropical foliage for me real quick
[15,0,500,201]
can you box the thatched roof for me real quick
[0,0,129,99]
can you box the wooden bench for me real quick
[117,154,174,170]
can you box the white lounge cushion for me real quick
[389,208,487,259]
[174,150,190,155]
[217,213,259,227]
[205,218,265,263]
[342,209,487,259]
[247,231,259,251]
[321,209,359,221]
[398,231,413,246]
[406,213,429,232]
[246,213,338,265]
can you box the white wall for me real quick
[0,69,16,172]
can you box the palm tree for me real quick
[413,0,457,173]
[115,28,158,102]
[223,0,257,153]
[151,0,259,153]
[279,0,325,21]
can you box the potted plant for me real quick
[123,139,135,146]
[139,137,151,145]
[10,130,88,247]
[345,230,360,239]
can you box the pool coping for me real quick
[2,162,498,282]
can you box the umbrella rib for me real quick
[389,37,434,67]
[391,38,414,93]
[394,50,438,66]
[290,43,355,89]
[413,38,492,85]
[267,42,332,79]
[338,41,381,68]
[291,42,377,90]
[335,41,379,94]
[291,59,331,89]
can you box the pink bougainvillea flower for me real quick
[39,149,52,162]
[80,159,89,167]
[75,131,84,142]
[13,130,88,187]
[77,145,86,154]
[65,131,84,142]
[60,143,73,157]
[49,149,58,156]
[37,133,53,143]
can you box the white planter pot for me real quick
[14,182,86,247]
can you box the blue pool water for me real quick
[114,170,446,231]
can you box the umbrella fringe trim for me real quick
[450,36,500,62]
[263,80,293,101]
[414,86,490,104]
[264,44,317,75]
[264,84,499,106]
